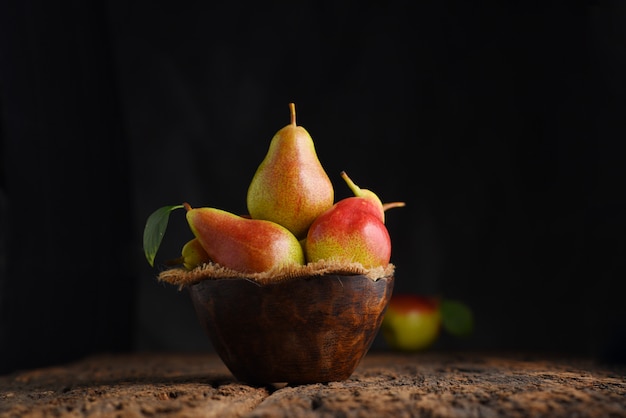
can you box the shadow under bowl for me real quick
[188,274,394,385]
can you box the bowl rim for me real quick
[158,260,395,287]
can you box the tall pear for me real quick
[247,103,334,239]
[184,203,305,274]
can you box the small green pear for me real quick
[184,203,305,274]
[173,238,211,270]
[247,103,334,239]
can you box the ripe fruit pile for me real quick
[143,103,404,277]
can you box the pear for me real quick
[166,238,211,270]
[305,173,405,268]
[184,203,305,274]
[340,171,405,222]
[247,103,334,239]
[304,200,392,268]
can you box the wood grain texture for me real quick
[188,274,394,384]
[1,352,625,417]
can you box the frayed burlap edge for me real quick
[157,260,395,289]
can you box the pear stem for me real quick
[183,202,192,212]
[289,102,296,126]
[340,171,361,195]
[383,202,406,211]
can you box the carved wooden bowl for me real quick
[187,274,394,385]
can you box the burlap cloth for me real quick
[158,260,395,288]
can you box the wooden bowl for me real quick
[187,274,394,385]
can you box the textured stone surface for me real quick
[1,351,625,417]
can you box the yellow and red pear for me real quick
[247,103,334,239]
[381,294,442,351]
[184,203,305,274]
[305,201,391,268]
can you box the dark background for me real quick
[1,1,625,375]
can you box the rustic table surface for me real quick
[1,351,625,417]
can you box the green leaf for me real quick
[440,299,474,338]
[143,205,185,267]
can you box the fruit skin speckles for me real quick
[304,171,406,269]
[305,198,392,268]
[185,204,304,274]
[247,102,334,240]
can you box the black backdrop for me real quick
[1,1,625,374]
